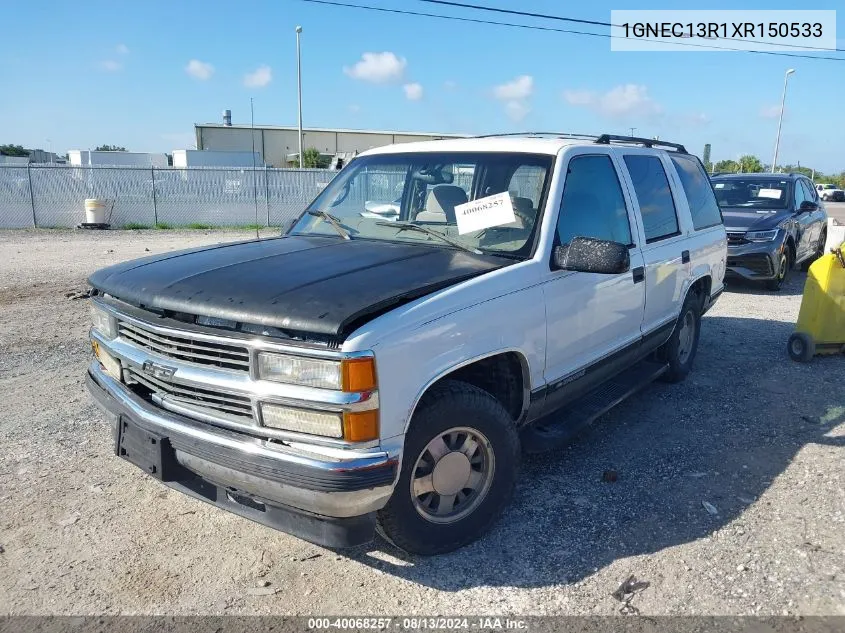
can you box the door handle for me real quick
[632,266,645,283]
[682,250,690,264]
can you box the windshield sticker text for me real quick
[757,188,783,199]
[454,192,517,235]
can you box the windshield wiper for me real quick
[308,210,351,240]
[375,221,482,255]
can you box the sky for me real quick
[2,0,844,173]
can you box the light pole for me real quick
[296,26,303,168]
[771,68,795,173]
[629,127,636,137]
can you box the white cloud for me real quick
[343,52,406,83]
[493,75,533,101]
[760,104,782,119]
[116,43,129,55]
[504,101,530,122]
[243,65,272,88]
[492,75,533,121]
[562,89,594,106]
[99,60,122,72]
[563,84,662,119]
[443,80,458,90]
[403,82,424,101]
[185,59,215,80]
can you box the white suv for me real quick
[86,133,727,555]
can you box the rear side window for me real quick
[799,179,817,203]
[623,155,679,242]
[669,154,723,230]
[556,155,632,246]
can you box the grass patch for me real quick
[154,222,174,230]
[233,223,266,231]
[184,222,214,230]
[123,223,152,230]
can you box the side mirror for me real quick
[799,200,818,213]
[553,236,630,274]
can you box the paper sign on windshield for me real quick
[757,188,783,199]
[454,192,516,235]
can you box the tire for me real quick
[765,248,792,291]
[658,290,702,384]
[822,194,829,202]
[787,332,815,362]
[376,379,520,555]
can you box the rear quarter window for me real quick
[669,154,723,230]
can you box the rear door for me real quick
[617,151,689,338]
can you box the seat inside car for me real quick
[415,185,468,224]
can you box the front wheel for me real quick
[658,291,702,383]
[766,249,791,291]
[376,380,520,555]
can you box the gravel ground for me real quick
[0,228,843,616]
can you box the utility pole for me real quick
[296,26,304,169]
[629,127,636,137]
[771,68,795,173]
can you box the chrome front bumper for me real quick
[87,362,399,547]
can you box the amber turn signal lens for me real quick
[341,357,377,392]
[342,410,379,442]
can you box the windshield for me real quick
[289,151,554,257]
[711,178,790,209]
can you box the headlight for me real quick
[259,404,378,441]
[257,353,376,391]
[90,304,117,339]
[260,404,343,437]
[745,229,779,242]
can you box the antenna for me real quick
[250,97,259,240]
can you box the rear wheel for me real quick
[766,249,791,291]
[658,291,701,383]
[376,380,520,555]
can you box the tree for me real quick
[95,144,127,152]
[0,144,28,157]
[301,147,329,169]
[713,159,739,173]
[737,155,764,173]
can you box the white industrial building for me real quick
[171,149,263,168]
[195,123,466,168]
[67,150,168,168]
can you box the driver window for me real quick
[793,180,806,209]
[556,155,632,246]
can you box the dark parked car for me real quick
[711,173,828,290]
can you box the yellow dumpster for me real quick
[787,243,845,362]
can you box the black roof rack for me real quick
[594,134,687,154]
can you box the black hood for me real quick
[88,235,511,338]
[721,208,791,232]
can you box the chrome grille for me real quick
[125,366,254,421]
[118,321,250,372]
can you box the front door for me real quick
[541,151,646,410]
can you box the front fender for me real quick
[369,284,546,443]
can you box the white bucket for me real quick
[825,217,845,253]
[84,198,109,224]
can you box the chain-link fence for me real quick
[0,165,338,229]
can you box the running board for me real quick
[521,360,668,454]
